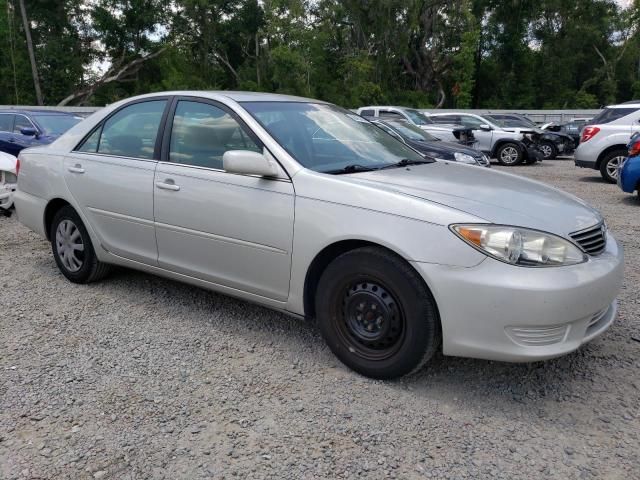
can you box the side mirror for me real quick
[478,124,492,131]
[20,127,38,136]
[223,149,279,177]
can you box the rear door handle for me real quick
[8,138,15,143]
[155,181,180,191]
[67,164,85,174]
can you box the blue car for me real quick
[618,132,640,198]
[0,109,83,157]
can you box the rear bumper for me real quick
[575,158,597,169]
[13,189,47,237]
[412,233,624,362]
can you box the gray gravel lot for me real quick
[1,158,639,479]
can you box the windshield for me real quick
[386,121,439,141]
[241,102,426,173]
[590,107,638,125]
[404,109,433,126]
[33,115,82,135]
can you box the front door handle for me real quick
[155,181,180,191]
[8,138,15,143]
[67,164,85,174]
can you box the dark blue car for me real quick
[0,110,82,156]
[618,132,640,199]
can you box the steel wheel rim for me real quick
[607,156,625,179]
[55,219,85,272]
[337,279,406,361]
[500,146,519,164]
[540,144,552,158]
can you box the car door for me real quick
[153,98,295,302]
[458,114,493,153]
[0,114,19,156]
[64,98,170,264]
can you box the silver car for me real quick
[14,92,624,379]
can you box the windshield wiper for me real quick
[379,158,434,170]
[324,164,379,175]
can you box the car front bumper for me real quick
[412,233,623,362]
[0,183,16,210]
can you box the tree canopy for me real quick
[1,0,639,109]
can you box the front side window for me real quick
[242,102,426,173]
[379,110,404,119]
[430,115,459,124]
[168,101,261,169]
[590,107,638,125]
[0,115,13,132]
[14,115,34,133]
[33,115,81,136]
[387,121,439,141]
[459,115,488,128]
[95,100,166,159]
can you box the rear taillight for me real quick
[581,126,600,142]
[15,157,20,176]
[630,140,640,156]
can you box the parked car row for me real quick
[12,91,624,380]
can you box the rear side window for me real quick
[379,110,403,119]
[359,109,375,117]
[76,100,167,159]
[591,107,638,125]
[168,101,261,170]
[431,115,459,124]
[0,114,13,132]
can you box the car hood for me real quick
[346,162,602,235]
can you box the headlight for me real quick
[453,152,477,164]
[451,224,587,267]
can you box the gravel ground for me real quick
[1,158,639,479]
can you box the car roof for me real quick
[0,109,78,116]
[119,90,327,104]
[606,102,640,108]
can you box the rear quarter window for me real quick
[591,107,639,125]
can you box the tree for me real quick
[17,0,43,105]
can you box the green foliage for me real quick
[0,0,638,109]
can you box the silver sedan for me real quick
[14,92,624,379]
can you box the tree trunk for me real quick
[18,0,43,105]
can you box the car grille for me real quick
[569,223,607,256]
[505,325,568,346]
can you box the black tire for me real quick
[495,143,524,166]
[599,149,627,184]
[539,141,557,160]
[315,247,440,379]
[50,205,111,283]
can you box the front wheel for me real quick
[50,205,111,283]
[539,141,557,160]
[315,247,440,379]
[599,150,627,183]
[496,143,524,166]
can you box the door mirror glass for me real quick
[20,127,38,136]
[223,149,279,177]
[478,124,492,131]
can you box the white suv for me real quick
[574,101,640,182]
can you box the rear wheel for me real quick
[315,247,440,379]
[496,143,524,166]
[50,206,111,283]
[599,149,627,183]
[539,141,557,160]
